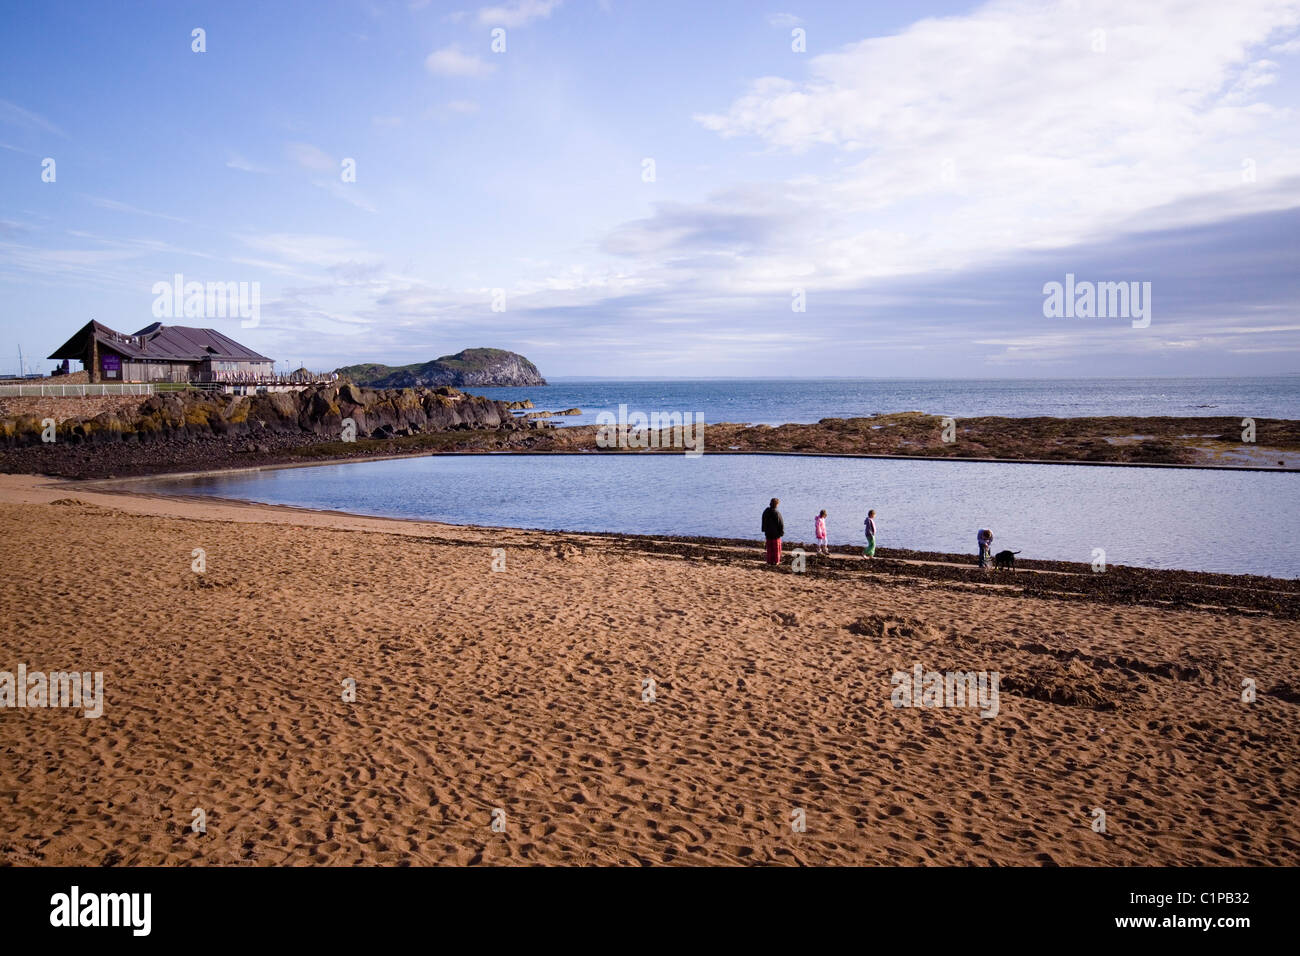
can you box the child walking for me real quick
[863,509,877,557]
[814,510,829,555]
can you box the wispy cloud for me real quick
[285,141,337,173]
[0,231,219,295]
[425,45,495,77]
[767,12,803,28]
[238,233,383,269]
[81,195,188,223]
[285,143,377,212]
[226,152,269,173]
[478,0,562,28]
[0,99,66,138]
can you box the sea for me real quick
[463,376,1300,427]
[137,375,1300,578]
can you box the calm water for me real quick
[147,454,1299,578]
[466,376,1300,427]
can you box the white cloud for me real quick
[686,0,1300,289]
[447,99,480,113]
[425,45,496,76]
[226,152,268,173]
[767,13,803,28]
[286,141,337,172]
[478,0,562,28]
[238,233,383,269]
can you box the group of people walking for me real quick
[760,498,991,567]
[760,498,878,564]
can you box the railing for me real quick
[205,375,338,395]
[0,374,339,397]
[0,383,156,397]
[201,372,337,385]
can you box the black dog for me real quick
[993,549,1021,570]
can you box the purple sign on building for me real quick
[101,353,121,379]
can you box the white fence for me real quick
[0,383,156,397]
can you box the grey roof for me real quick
[50,320,273,363]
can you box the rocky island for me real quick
[335,348,546,388]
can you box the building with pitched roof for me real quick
[48,321,275,384]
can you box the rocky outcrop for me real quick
[0,384,511,448]
[336,348,546,389]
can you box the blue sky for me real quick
[2,0,1299,378]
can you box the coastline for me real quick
[4,403,1298,480]
[5,438,1297,485]
[52,451,1299,583]
[7,472,1298,599]
[96,444,1300,475]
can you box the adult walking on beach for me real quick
[863,509,877,558]
[977,528,993,568]
[761,498,784,566]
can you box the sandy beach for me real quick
[0,471,1296,866]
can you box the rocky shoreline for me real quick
[596,534,1300,617]
[541,412,1300,468]
[0,383,560,478]
[1,388,1296,479]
